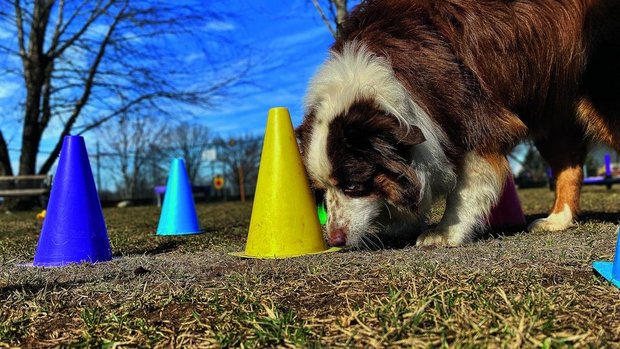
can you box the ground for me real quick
[1,186,619,348]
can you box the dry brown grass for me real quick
[1,186,620,348]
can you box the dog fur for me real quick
[297,0,620,248]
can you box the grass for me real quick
[1,186,620,348]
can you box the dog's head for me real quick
[298,100,427,247]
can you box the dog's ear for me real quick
[364,112,426,146]
[296,113,315,154]
[374,166,423,211]
[294,125,304,144]
[362,115,425,210]
[396,125,426,146]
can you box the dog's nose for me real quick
[328,228,347,246]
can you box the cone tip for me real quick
[268,107,291,119]
[269,106,289,112]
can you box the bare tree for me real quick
[163,123,211,184]
[310,0,349,38]
[215,135,262,201]
[0,0,250,178]
[100,116,168,200]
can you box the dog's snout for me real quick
[328,227,347,246]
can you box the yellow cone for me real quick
[231,107,339,258]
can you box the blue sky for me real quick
[0,0,359,177]
[198,1,350,136]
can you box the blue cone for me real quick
[593,227,620,289]
[156,158,201,235]
[33,136,112,266]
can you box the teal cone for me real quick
[156,158,201,235]
[593,227,620,289]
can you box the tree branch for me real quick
[48,0,65,55]
[54,0,90,41]
[38,1,127,174]
[310,0,337,38]
[50,0,115,58]
[13,0,27,63]
[75,91,175,135]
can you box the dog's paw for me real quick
[528,217,574,233]
[528,204,574,233]
[416,228,464,248]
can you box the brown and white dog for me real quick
[297,0,620,248]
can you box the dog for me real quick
[297,0,620,248]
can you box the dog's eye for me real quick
[342,182,368,197]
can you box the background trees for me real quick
[162,123,212,185]
[98,116,167,200]
[0,0,249,178]
[215,135,262,201]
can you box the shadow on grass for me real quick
[484,213,545,240]
[0,273,121,296]
[343,221,535,252]
[579,211,620,224]
[111,237,184,257]
[143,239,181,255]
[360,215,546,251]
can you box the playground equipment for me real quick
[232,107,339,258]
[33,135,112,267]
[487,175,526,228]
[156,158,202,235]
[593,228,620,289]
[582,154,620,189]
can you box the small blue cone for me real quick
[156,158,201,235]
[593,227,620,289]
[33,136,112,266]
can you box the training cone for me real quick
[33,135,112,266]
[156,158,201,235]
[231,107,338,258]
[593,228,620,289]
[487,175,526,228]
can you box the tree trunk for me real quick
[18,121,42,175]
[17,0,53,175]
[6,0,53,209]
[0,132,13,176]
[334,0,347,36]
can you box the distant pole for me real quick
[605,153,612,177]
[238,163,245,203]
[151,157,156,185]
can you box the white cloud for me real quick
[0,30,11,40]
[88,23,109,39]
[204,21,235,32]
[0,23,13,40]
[0,82,20,99]
[183,52,204,64]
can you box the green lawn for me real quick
[1,187,619,348]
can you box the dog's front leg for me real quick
[416,152,507,247]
